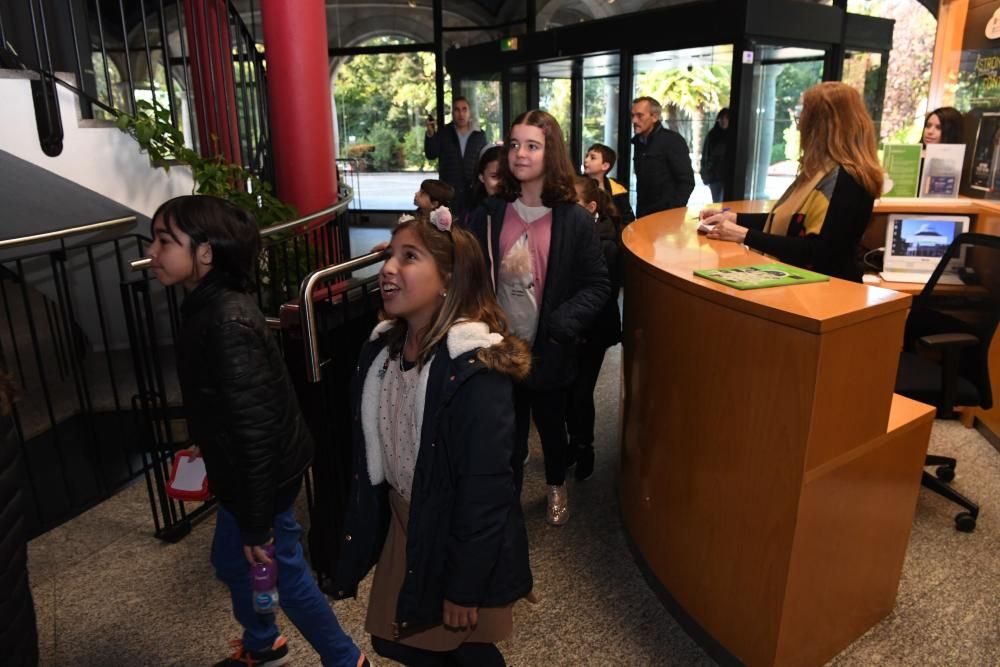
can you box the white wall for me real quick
[0,71,194,217]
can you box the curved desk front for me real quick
[620,203,935,667]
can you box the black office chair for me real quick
[894,232,1000,533]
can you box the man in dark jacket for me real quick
[630,96,695,217]
[424,97,487,220]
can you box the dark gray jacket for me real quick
[424,123,487,218]
[631,124,695,217]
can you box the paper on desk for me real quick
[172,455,207,492]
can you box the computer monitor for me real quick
[883,214,970,273]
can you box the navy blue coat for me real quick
[332,322,533,637]
[467,197,611,389]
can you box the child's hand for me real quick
[442,599,478,629]
[243,542,273,566]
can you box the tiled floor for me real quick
[27,344,1000,666]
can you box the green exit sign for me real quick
[500,37,519,52]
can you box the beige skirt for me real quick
[365,489,513,651]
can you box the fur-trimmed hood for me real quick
[370,319,531,381]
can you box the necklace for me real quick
[399,328,410,372]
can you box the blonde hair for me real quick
[381,216,509,367]
[798,82,883,199]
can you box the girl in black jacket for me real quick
[146,195,366,667]
[333,210,532,667]
[468,110,610,526]
[567,176,623,481]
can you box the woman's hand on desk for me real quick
[698,208,737,225]
[706,219,749,244]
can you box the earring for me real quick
[440,289,447,298]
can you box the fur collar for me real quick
[369,319,503,358]
[360,320,531,486]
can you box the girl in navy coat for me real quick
[333,208,533,667]
[467,110,610,525]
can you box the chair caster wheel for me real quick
[955,512,976,533]
[935,465,955,482]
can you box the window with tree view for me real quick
[332,36,449,210]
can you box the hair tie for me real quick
[429,206,453,232]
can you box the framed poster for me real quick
[970,112,1000,191]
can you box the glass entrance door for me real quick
[744,46,826,200]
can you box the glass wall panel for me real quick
[842,50,887,139]
[538,60,573,144]
[332,37,444,209]
[745,46,825,200]
[539,75,573,145]
[581,54,621,177]
[463,77,502,143]
[632,44,733,209]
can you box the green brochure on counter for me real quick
[694,263,830,290]
[881,144,922,197]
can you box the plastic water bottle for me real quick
[251,544,279,614]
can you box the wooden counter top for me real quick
[621,202,911,335]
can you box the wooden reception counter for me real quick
[619,202,936,667]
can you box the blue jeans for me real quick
[212,501,360,667]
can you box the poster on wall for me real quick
[956,1,1000,196]
[957,0,1000,109]
[970,112,1000,190]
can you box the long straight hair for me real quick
[495,109,577,207]
[381,216,509,367]
[925,107,964,144]
[797,82,883,199]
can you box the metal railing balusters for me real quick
[0,278,29,392]
[16,257,75,515]
[171,0,197,148]
[42,297,67,381]
[86,245,128,477]
[137,0,160,118]
[156,0,179,128]
[63,0,88,116]
[116,0,137,114]
[93,0,114,113]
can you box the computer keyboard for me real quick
[879,271,964,285]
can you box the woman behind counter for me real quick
[701,82,883,282]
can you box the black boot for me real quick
[575,444,595,481]
[565,441,578,470]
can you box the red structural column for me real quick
[183,0,242,165]
[259,0,337,215]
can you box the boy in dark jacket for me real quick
[583,143,636,224]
